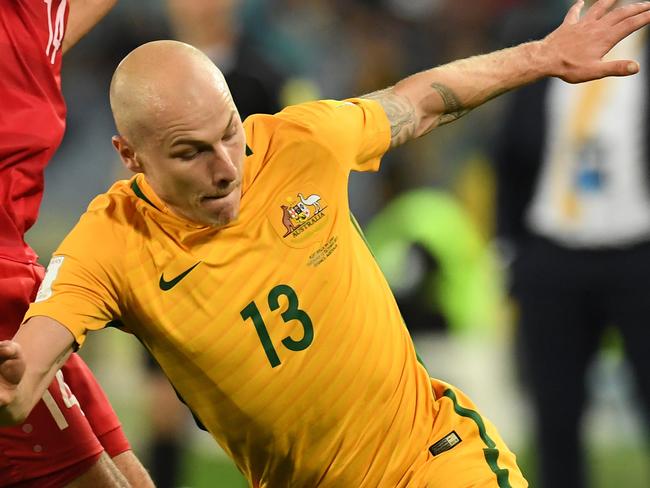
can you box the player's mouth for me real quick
[202,194,227,201]
[201,182,240,201]
[200,182,241,207]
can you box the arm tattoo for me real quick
[361,88,416,148]
[430,82,471,127]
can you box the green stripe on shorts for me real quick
[443,388,512,488]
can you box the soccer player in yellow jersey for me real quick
[2,1,650,486]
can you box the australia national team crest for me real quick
[269,188,329,247]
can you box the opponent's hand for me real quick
[543,0,650,83]
[0,340,26,407]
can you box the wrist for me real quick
[524,39,557,80]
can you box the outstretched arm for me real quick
[63,0,118,53]
[0,317,75,425]
[363,0,650,148]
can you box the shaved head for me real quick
[109,40,246,228]
[110,40,233,146]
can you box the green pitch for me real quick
[171,443,649,488]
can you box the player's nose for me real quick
[208,144,238,184]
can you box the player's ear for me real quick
[112,135,143,173]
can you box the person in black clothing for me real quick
[494,5,650,486]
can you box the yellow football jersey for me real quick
[25,99,522,487]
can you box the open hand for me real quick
[544,0,650,82]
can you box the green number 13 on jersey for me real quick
[240,284,314,368]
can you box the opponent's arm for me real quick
[0,317,75,425]
[63,0,118,53]
[363,0,650,148]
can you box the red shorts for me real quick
[0,259,131,487]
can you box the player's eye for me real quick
[176,151,200,161]
[173,146,210,161]
[223,126,238,142]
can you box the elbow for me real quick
[390,84,440,137]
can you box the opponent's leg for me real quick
[0,261,99,487]
[0,371,108,488]
[112,451,154,488]
[62,354,154,488]
[66,452,129,488]
[0,260,150,488]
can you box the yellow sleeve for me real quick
[273,98,391,172]
[24,196,124,347]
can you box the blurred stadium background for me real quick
[25,0,649,486]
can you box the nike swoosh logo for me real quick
[159,262,201,291]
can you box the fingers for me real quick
[607,1,650,25]
[555,0,648,82]
[565,0,586,24]
[584,0,619,21]
[0,341,25,387]
[616,6,650,39]
[562,58,640,83]
[599,59,641,77]
[608,9,650,48]
[0,341,20,361]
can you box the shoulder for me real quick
[276,99,382,128]
[241,98,389,182]
[58,179,134,257]
[85,179,139,225]
[244,99,386,150]
[242,102,340,159]
[246,99,379,129]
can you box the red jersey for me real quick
[0,0,69,264]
